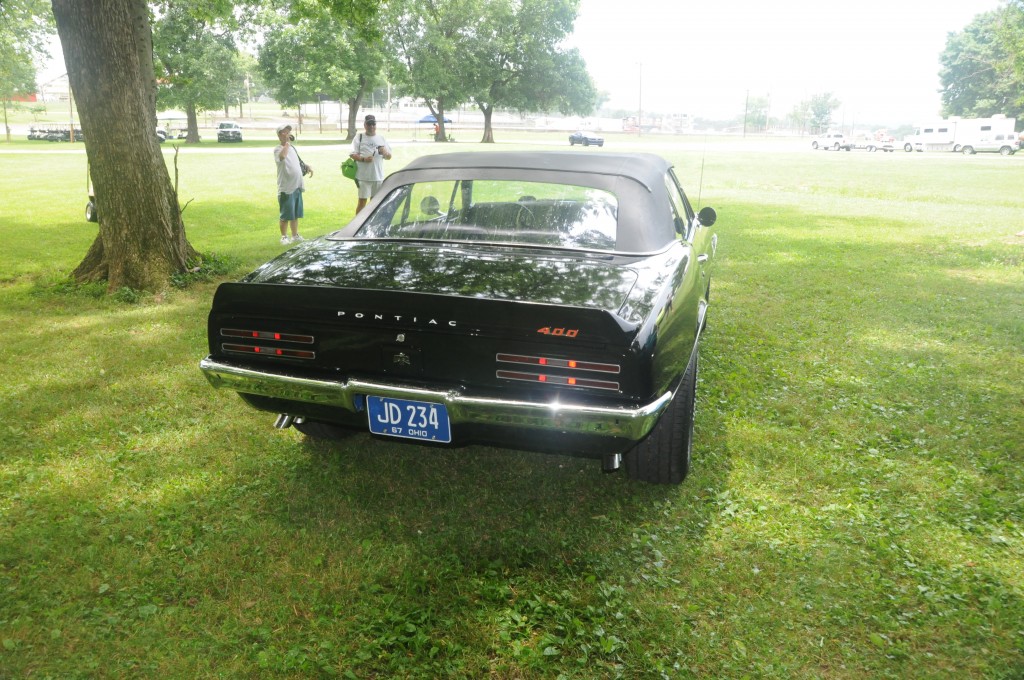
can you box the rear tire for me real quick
[962,146,975,155]
[626,348,698,484]
[294,420,358,441]
[999,146,1013,156]
[85,201,98,223]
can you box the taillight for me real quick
[495,353,620,391]
[222,328,313,344]
[496,353,619,374]
[220,328,315,360]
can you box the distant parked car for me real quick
[848,134,895,152]
[217,121,243,143]
[811,132,849,151]
[960,133,1018,156]
[569,131,604,147]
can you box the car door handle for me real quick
[697,254,709,263]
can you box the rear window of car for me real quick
[355,179,619,251]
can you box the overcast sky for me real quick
[567,0,1004,126]
[39,0,1003,128]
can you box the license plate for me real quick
[366,396,451,443]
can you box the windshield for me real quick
[354,179,619,251]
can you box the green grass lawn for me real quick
[1,138,1022,678]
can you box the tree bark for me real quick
[480,104,494,143]
[345,76,368,142]
[52,0,195,292]
[185,102,200,143]
[429,100,449,142]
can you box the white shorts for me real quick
[357,180,382,200]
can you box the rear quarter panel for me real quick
[623,242,702,399]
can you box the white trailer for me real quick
[902,115,1018,153]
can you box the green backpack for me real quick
[340,133,361,181]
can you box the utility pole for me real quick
[245,75,252,120]
[743,89,749,137]
[637,62,643,137]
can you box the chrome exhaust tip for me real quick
[274,414,304,429]
[602,453,622,473]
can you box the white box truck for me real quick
[903,115,1019,154]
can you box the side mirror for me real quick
[697,206,717,227]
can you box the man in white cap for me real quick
[348,114,392,213]
[274,123,311,244]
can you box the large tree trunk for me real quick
[429,100,449,142]
[185,102,200,143]
[345,76,369,141]
[480,103,494,143]
[2,98,11,143]
[52,0,195,292]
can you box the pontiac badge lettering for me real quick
[337,311,456,327]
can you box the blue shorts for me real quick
[278,189,304,221]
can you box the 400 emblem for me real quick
[536,327,579,338]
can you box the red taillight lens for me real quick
[496,353,619,374]
[495,353,621,391]
[222,343,315,360]
[220,328,316,360]
[222,328,314,344]
[496,370,619,391]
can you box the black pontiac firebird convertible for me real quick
[200,151,718,484]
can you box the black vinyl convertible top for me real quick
[396,151,672,193]
[338,151,683,252]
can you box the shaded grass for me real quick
[0,140,1022,677]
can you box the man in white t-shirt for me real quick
[273,123,311,244]
[349,114,392,213]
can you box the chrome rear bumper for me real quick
[199,357,672,441]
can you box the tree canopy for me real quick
[467,0,595,142]
[153,4,242,142]
[389,0,481,141]
[258,3,392,139]
[1002,0,1024,87]
[387,0,595,143]
[1,0,54,140]
[939,10,1023,120]
[809,93,840,132]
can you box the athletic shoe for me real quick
[280,235,291,244]
[292,234,304,242]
